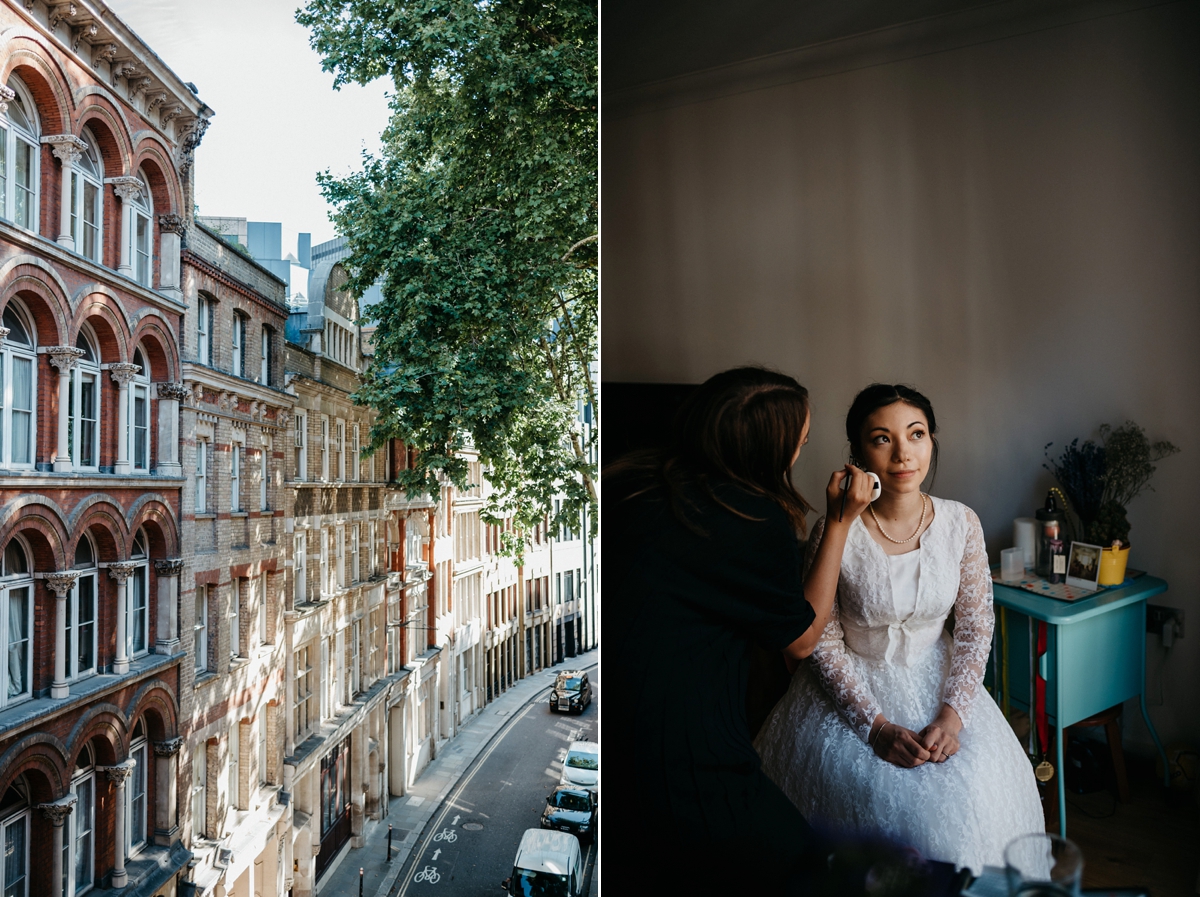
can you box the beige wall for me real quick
[603,2,1200,751]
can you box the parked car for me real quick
[501,828,585,897]
[540,785,597,842]
[549,670,592,714]
[559,741,598,794]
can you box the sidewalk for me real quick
[319,649,599,897]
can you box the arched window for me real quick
[127,529,149,659]
[129,347,150,473]
[68,744,95,894]
[0,775,30,895]
[130,172,152,287]
[1,302,37,468]
[127,718,148,856]
[1,76,39,231]
[73,127,103,263]
[70,328,100,470]
[68,533,97,681]
[0,537,33,707]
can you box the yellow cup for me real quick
[1097,545,1130,586]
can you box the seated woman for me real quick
[754,384,1044,874]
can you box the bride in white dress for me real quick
[754,384,1044,874]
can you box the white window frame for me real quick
[336,419,345,481]
[197,295,212,365]
[127,530,149,659]
[260,443,269,511]
[368,521,376,578]
[260,328,270,384]
[258,572,268,647]
[68,766,95,895]
[0,302,37,469]
[295,645,313,739]
[72,128,103,264]
[195,584,208,673]
[0,539,34,708]
[0,806,30,896]
[68,566,98,682]
[130,173,153,287]
[319,637,330,720]
[294,414,307,482]
[230,577,242,659]
[351,423,360,482]
[294,533,307,605]
[351,524,360,584]
[257,716,268,788]
[231,312,244,378]
[320,529,330,597]
[351,620,361,698]
[192,743,206,838]
[126,734,148,857]
[336,526,346,589]
[320,416,330,481]
[2,76,40,231]
[196,439,208,512]
[231,443,241,512]
[129,350,151,473]
[70,328,101,471]
[228,721,240,811]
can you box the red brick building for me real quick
[0,2,208,894]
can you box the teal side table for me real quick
[991,574,1170,837]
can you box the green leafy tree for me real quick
[297,0,597,551]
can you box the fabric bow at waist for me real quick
[840,616,945,665]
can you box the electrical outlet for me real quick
[1147,604,1185,644]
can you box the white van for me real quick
[502,828,585,897]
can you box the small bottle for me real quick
[1049,537,1066,584]
[1035,492,1064,578]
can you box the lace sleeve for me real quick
[943,507,995,727]
[804,517,884,744]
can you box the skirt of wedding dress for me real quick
[754,632,1045,874]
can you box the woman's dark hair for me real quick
[610,366,813,535]
[845,383,939,488]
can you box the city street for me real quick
[389,665,599,896]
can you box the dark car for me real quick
[540,785,597,842]
[549,670,591,714]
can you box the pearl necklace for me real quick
[870,493,929,544]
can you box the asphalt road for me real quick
[390,665,599,896]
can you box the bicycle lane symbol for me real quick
[413,866,441,884]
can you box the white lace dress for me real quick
[754,497,1044,874]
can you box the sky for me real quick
[105,0,392,254]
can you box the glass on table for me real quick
[1004,832,1083,897]
[1001,547,1026,581]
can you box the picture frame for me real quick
[1066,541,1103,591]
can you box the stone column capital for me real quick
[46,346,86,374]
[155,381,190,401]
[153,558,184,577]
[40,134,88,167]
[153,736,184,757]
[44,571,80,596]
[105,175,143,203]
[0,86,14,116]
[101,759,136,785]
[0,326,10,348]
[106,561,139,583]
[109,362,141,386]
[37,794,77,825]
[157,213,187,236]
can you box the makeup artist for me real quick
[605,366,874,894]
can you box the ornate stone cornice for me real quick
[40,134,88,167]
[160,104,185,128]
[72,21,98,54]
[48,2,78,32]
[0,86,14,116]
[154,558,184,577]
[105,176,143,203]
[153,736,184,757]
[157,214,187,237]
[37,794,77,825]
[176,117,210,175]
[109,362,141,386]
[106,561,138,582]
[44,572,80,596]
[130,76,153,99]
[92,43,119,68]
[112,59,144,83]
[156,381,190,401]
[46,346,86,373]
